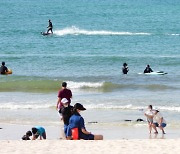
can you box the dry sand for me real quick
[0,139,180,154]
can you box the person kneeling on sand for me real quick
[66,103,103,140]
[22,131,32,140]
[152,110,167,134]
[32,126,46,140]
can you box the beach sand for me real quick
[0,139,180,154]
[1,123,180,154]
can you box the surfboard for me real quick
[41,32,52,36]
[1,69,12,75]
[138,71,168,75]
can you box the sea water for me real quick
[0,0,180,138]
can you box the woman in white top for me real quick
[144,105,154,134]
[152,110,167,134]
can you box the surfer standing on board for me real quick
[47,19,53,34]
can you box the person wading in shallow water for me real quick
[122,63,129,74]
[0,62,8,74]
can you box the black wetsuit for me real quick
[122,66,129,74]
[0,65,8,74]
[47,21,53,33]
[144,67,153,73]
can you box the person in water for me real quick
[66,103,103,140]
[144,64,153,73]
[47,19,53,34]
[122,63,129,74]
[0,62,8,74]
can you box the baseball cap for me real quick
[74,103,86,111]
[61,98,68,104]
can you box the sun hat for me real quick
[61,98,68,104]
[74,103,86,111]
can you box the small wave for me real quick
[168,33,180,36]
[1,103,180,113]
[0,103,54,110]
[0,79,177,92]
[54,26,151,36]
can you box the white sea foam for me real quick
[54,26,151,36]
[66,81,104,89]
[169,33,180,36]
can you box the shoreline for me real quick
[1,139,180,154]
[1,122,180,140]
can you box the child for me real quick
[32,126,46,140]
[152,110,167,134]
[22,131,32,140]
[59,98,73,136]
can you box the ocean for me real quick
[0,0,180,139]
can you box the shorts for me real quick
[154,122,166,128]
[80,133,94,140]
[147,118,153,123]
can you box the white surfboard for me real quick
[138,71,168,75]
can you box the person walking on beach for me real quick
[59,98,73,136]
[122,63,129,74]
[0,62,8,74]
[144,105,154,134]
[152,110,167,134]
[66,103,103,140]
[144,64,153,73]
[32,126,46,140]
[47,19,53,34]
[56,82,72,111]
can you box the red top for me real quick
[58,88,72,108]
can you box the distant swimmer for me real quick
[144,64,153,73]
[47,19,53,34]
[0,62,8,74]
[122,63,129,74]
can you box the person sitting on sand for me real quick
[152,110,166,134]
[22,131,32,140]
[66,103,103,140]
[144,105,154,134]
[0,62,8,74]
[122,63,129,74]
[32,126,46,140]
[144,64,153,73]
[59,98,73,136]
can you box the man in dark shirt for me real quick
[144,64,153,73]
[47,19,53,34]
[0,62,8,74]
[56,82,72,110]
